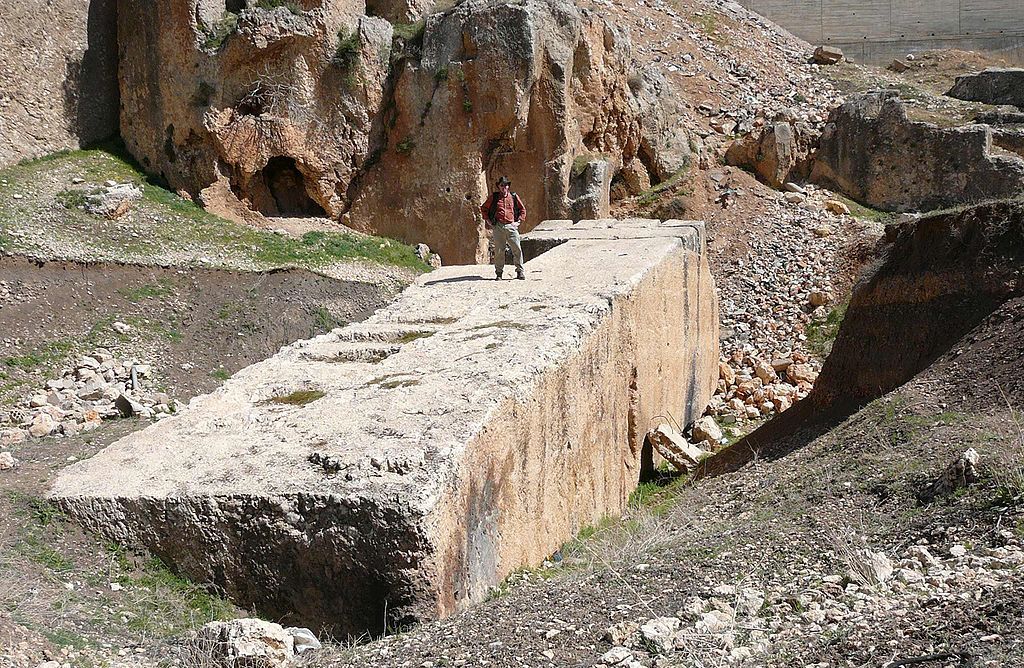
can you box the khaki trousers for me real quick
[492,223,524,275]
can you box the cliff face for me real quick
[0,0,119,166]
[115,0,675,263]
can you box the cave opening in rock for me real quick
[253,157,326,217]
[225,0,245,13]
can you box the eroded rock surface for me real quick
[117,0,678,264]
[810,91,1024,212]
[947,68,1024,109]
[812,199,1024,407]
[49,219,718,634]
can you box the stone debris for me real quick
[598,535,1024,668]
[0,348,175,441]
[0,450,16,470]
[648,423,710,472]
[194,618,295,667]
[811,45,844,65]
[84,183,143,219]
[707,352,821,425]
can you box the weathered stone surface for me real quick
[0,0,119,167]
[648,423,708,472]
[349,0,662,263]
[725,115,814,189]
[195,618,294,667]
[811,91,1024,212]
[811,45,844,65]
[812,199,1024,407]
[117,0,673,265]
[50,219,718,634]
[947,68,1024,109]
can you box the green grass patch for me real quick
[267,389,325,405]
[3,339,75,371]
[118,278,176,302]
[806,301,848,359]
[0,145,430,273]
[125,557,236,637]
[836,196,896,224]
[392,20,426,42]
[396,330,433,344]
[311,306,344,334]
[333,26,361,73]
[201,12,238,51]
[211,369,231,381]
[636,166,690,207]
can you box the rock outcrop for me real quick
[810,91,1024,212]
[50,218,718,634]
[947,68,1024,109]
[346,0,665,263]
[812,199,1024,407]
[0,0,119,166]
[115,0,680,264]
[725,110,815,188]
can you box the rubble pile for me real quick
[0,348,174,447]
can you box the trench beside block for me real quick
[49,219,719,634]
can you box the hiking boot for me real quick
[495,272,503,280]
[516,270,525,280]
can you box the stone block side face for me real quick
[53,492,436,635]
[810,91,1024,212]
[429,241,718,612]
[0,0,119,166]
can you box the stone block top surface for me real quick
[51,223,702,510]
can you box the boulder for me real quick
[947,68,1024,109]
[84,183,144,219]
[195,618,294,667]
[0,451,16,471]
[811,45,843,65]
[649,422,710,471]
[725,116,814,189]
[51,221,719,634]
[811,91,1024,212]
[619,158,652,195]
[691,415,723,445]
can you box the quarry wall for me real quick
[0,0,119,166]
[739,0,1024,64]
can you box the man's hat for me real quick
[496,175,512,186]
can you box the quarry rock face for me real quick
[116,0,677,264]
[0,0,119,166]
[50,219,718,634]
[118,0,378,223]
[947,68,1024,109]
[725,113,815,189]
[810,91,1024,212]
[347,0,662,263]
[812,199,1024,408]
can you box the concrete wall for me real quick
[49,219,719,634]
[740,0,1024,64]
[0,0,119,167]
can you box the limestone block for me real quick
[51,220,718,635]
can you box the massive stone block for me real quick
[49,219,718,634]
[810,91,1024,212]
[948,68,1024,109]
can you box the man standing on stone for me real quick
[479,176,526,280]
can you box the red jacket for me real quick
[480,191,526,225]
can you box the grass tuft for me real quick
[267,389,325,405]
